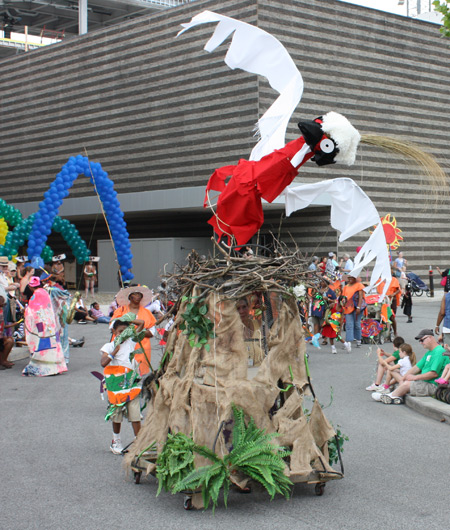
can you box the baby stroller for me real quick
[361,294,394,344]
[406,272,430,297]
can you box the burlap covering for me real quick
[124,291,342,501]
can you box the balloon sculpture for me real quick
[27,155,133,281]
[0,218,8,246]
[0,199,89,264]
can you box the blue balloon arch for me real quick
[28,155,133,281]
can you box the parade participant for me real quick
[15,256,27,282]
[112,286,156,376]
[321,296,348,354]
[101,318,145,454]
[22,277,67,377]
[51,255,66,288]
[435,291,450,346]
[393,251,407,278]
[377,271,401,337]
[436,266,450,293]
[342,273,365,350]
[308,256,319,272]
[372,329,449,404]
[309,281,335,340]
[19,263,35,302]
[365,336,405,391]
[401,282,413,323]
[0,256,19,297]
[83,261,97,299]
[339,253,354,274]
[318,256,327,275]
[236,298,263,366]
[0,295,15,369]
[89,302,110,323]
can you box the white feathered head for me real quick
[298,112,361,167]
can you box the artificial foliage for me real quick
[327,425,349,466]
[157,405,293,512]
[156,432,197,496]
[179,296,215,351]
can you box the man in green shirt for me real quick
[372,329,449,404]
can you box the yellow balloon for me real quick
[0,218,8,246]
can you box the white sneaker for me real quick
[355,341,362,348]
[380,393,404,405]
[371,392,382,402]
[344,342,351,353]
[331,345,337,354]
[366,383,380,391]
[110,439,123,455]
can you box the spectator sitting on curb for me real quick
[365,336,405,391]
[89,302,110,324]
[372,329,450,404]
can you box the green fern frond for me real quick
[172,466,211,493]
[192,443,222,463]
[231,404,246,449]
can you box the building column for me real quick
[79,0,88,35]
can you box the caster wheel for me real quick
[183,496,193,510]
[315,483,325,496]
[134,471,142,484]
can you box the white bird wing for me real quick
[284,178,391,295]
[178,10,304,161]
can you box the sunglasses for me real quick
[419,336,430,343]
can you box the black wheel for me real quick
[415,288,423,297]
[315,483,325,496]
[134,471,142,484]
[183,496,193,510]
[378,333,385,345]
[426,290,432,297]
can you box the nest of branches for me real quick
[164,236,317,304]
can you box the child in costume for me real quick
[100,318,145,455]
[401,283,413,323]
[321,296,348,354]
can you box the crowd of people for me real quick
[3,245,450,452]
[304,250,414,353]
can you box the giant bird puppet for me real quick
[179,11,446,292]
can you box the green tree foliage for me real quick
[433,0,450,37]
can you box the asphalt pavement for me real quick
[1,291,449,530]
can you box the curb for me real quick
[9,346,29,362]
[405,395,450,425]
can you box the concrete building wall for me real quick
[1,0,449,281]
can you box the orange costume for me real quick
[111,305,156,376]
[377,277,401,307]
[342,282,365,314]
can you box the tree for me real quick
[433,0,450,37]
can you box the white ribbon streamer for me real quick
[178,10,304,161]
[285,178,391,295]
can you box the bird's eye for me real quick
[320,138,335,153]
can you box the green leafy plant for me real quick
[179,296,215,350]
[156,432,196,495]
[159,405,293,512]
[327,425,349,466]
[433,1,450,38]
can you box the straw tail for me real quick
[360,134,448,199]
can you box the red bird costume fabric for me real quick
[204,137,315,245]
